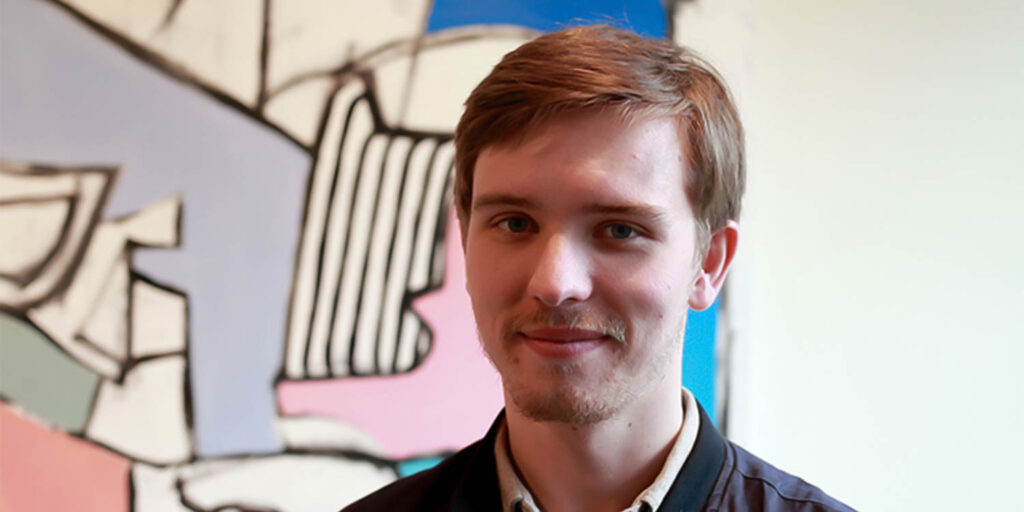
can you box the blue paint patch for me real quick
[427,0,666,38]
[683,298,719,425]
[397,455,446,477]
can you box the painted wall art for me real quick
[0,0,737,509]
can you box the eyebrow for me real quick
[471,193,537,211]
[582,203,667,222]
[472,193,666,221]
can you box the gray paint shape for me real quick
[1,0,309,456]
[0,312,100,432]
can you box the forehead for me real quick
[473,111,689,207]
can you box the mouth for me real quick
[517,327,609,358]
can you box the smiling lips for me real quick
[518,327,609,358]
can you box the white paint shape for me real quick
[359,136,412,373]
[263,76,335,147]
[0,166,113,310]
[283,80,367,379]
[131,279,187,358]
[85,355,192,464]
[381,138,436,373]
[79,256,129,361]
[266,0,430,94]
[120,195,181,248]
[276,415,382,454]
[406,142,454,291]
[0,199,70,278]
[403,29,536,132]
[148,0,263,105]
[61,0,171,44]
[672,0,754,109]
[64,0,262,106]
[27,299,123,379]
[23,193,186,377]
[131,462,191,512]
[372,53,415,128]
[179,454,396,512]
[0,164,77,200]
[335,133,389,376]
[50,224,126,332]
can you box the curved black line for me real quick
[279,81,346,383]
[72,334,127,383]
[263,24,540,103]
[374,136,428,375]
[126,271,195,461]
[331,128,385,376]
[299,93,367,377]
[358,134,398,375]
[128,463,139,512]
[10,167,119,311]
[0,196,77,287]
[394,140,443,372]
[158,0,187,31]
[427,152,456,289]
[4,163,114,176]
[72,248,132,374]
[75,366,105,437]
[410,151,457,365]
[255,0,272,113]
[324,114,378,376]
[412,323,429,368]
[0,194,73,206]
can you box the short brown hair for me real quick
[453,25,745,241]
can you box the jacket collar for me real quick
[448,402,726,512]
[657,401,727,511]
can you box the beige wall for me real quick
[723,0,1023,509]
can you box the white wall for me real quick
[725,0,1024,510]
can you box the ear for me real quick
[689,220,740,311]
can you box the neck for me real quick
[504,374,683,512]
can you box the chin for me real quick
[506,377,639,425]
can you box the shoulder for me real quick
[340,438,492,512]
[706,441,857,512]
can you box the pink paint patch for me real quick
[0,403,130,512]
[277,209,504,459]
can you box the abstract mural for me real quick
[0,0,746,509]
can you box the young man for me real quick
[345,25,854,512]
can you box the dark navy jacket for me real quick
[343,404,855,511]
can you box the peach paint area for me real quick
[0,402,130,512]
[277,211,505,459]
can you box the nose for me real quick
[527,234,593,307]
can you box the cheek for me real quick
[604,267,688,335]
[465,246,525,324]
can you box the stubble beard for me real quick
[483,306,684,425]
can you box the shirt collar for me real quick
[493,388,702,512]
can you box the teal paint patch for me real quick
[682,298,718,426]
[397,455,446,477]
[0,311,100,431]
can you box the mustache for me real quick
[502,307,627,344]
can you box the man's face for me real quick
[462,111,703,424]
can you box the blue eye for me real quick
[606,224,635,239]
[502,216,531,233]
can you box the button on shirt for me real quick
[494,388,703,512]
